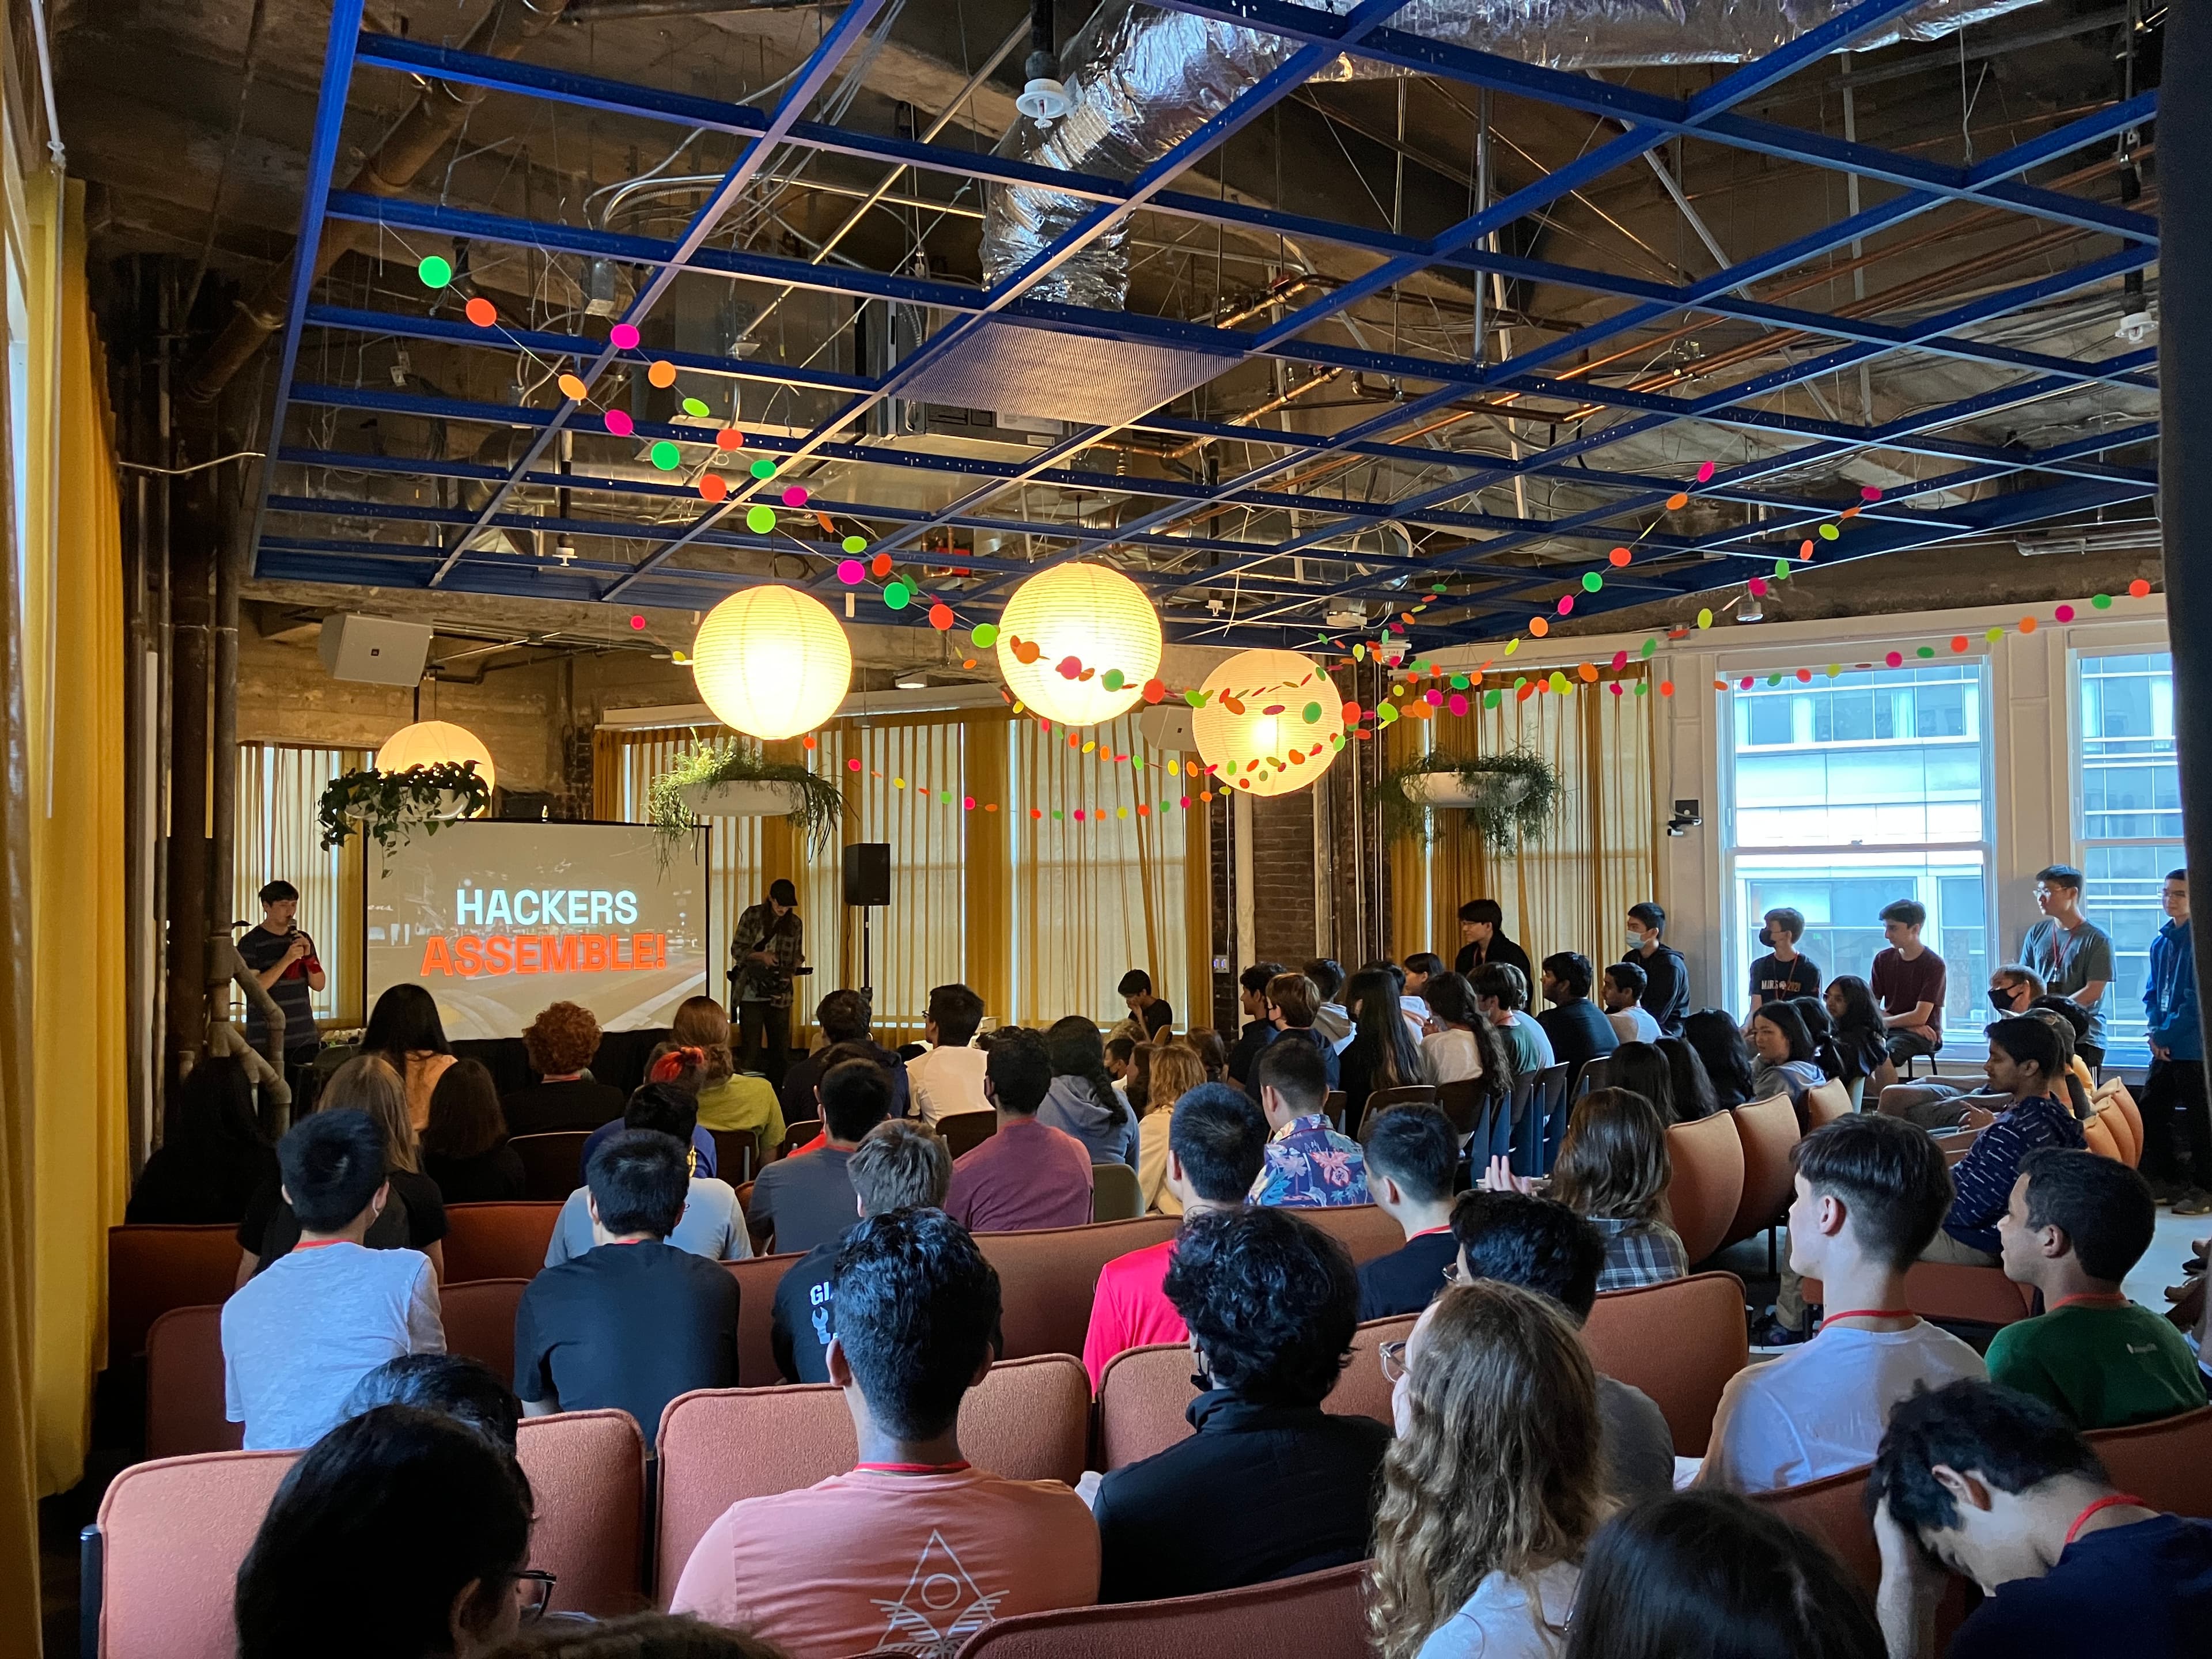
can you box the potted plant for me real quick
[317,760,493,867]
[1373,749,1560,850]
[648,741,844,854]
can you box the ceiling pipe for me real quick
[183,0,574,404]
[562,0,828,20]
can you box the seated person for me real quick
[1358,1104,1463,1320]
[774,1119,953,1384]
[1263,971,1342,1091]
[904,983,991,1126]
[1082,1084,1271,1391]
[1872,897,1947,1070]
[778,988,910,1125]
[1472,963,1556,1078]
[1304,956,1353,1048]
[1929,1016,2088,1268]
[1370,1281,1601,1658]
[547,1084,749,1266]
[1537,951,1620,1077]
[581,1055,721,1178]
[125,1055,278,1226]
[943,1027,1095,1233]
[1601,961,1661,1045]
[1526,1088,1687,1292]
[1452,1189,1675,1503]
[1419,970,1511,1093]
[1683,1007,1759,1111]
[1877,994,2086,1132]
[342,1351,521,1449]
[1702,1114,1984,1491]
[1134,1041,1207,1216]
[1400,952,1444,1024]
[675,995,786,1146]
[1746,1001,1825,1120]
[671,1210,1099,1653]
[1039,1016,1141,1166]
[1872,1378,2212,1659]
[221,1111,444,1451]
[748,1060,893,1255]
[1120,968,1174,1040]
[1226,960,1283,1086]
[420,1058,526,1204]
[502,999,624,1135]
[1092,1207,1389,1602]
[1987,1149,2207,1429]
[1248,1027,1369,1207]
[517,1130,738,1442]
[491,1614,791,1658]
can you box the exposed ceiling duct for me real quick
[982,0,2047,312]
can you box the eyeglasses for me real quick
[1441,1261,1463,1287]
[1378,1340,1409,1382]
[514,1570,558,1623]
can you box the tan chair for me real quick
[725,1251,804,1386]
[442,1277,528,1381]
[442,1202,562,1282]
[978,1215,1180,1361]
[146,1305,240,1460]
[953,1561,1370,1659]
[2088,1404,2212,1516]
[2097,1082,2145,1167]
[1093,1315,1414,1472]
[513,1408,649,1617]
[2084,1109,2125,1164]
[1725,1093,1801,1258]
[1661,1112,1745,1267]
[1751,1461,1878,1588]
[1582,1271,1749,1457]
[653,1354,1090,1603]
[91,1449,296,1658]
[1291,1203,1406,1267]
[1802,1262,2035,1330]
[511,1131,594,1200]
[107,1224,240,1362]
[1092,1160,1144,1222]
[1802,1078,1853,1130]
[942,1109,998,1159]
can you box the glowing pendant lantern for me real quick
[1192,649,1345,797]
[376,720,497,794]
[996,562,1162,727]
[691,584,853,740]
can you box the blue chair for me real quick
[1536,1064,1574,1172]
[1498,1073,1534,1171]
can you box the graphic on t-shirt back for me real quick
[872,1529,1003,1654]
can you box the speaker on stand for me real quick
[842,843,891,995]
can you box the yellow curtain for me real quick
[234,744,370,1026]
[1389,672,1658,974]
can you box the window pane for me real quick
[2080,653,2181,840]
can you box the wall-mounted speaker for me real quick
[318,614,432,687]
[842,842,891,907]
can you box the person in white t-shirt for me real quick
[1601,962,1663,1045]
[222,1110,444,1452]
[1699,1113,1984,1493]
[904,983,991,1127]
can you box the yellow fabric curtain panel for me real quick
[1389,671,1658,976]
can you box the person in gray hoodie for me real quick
[1039,1016,1140,1166]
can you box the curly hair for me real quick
[1162,1207,1359,1407]
[1548,1088,1671,1224]
[523,1001,602,1076]
[1143,1041,1206,1117]
[1369,1282,1603,1659]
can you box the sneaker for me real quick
[2150,1181,2185,1206]
[1749,1313,1813,1348]
[2173,1190,2212,1217]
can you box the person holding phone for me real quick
[239,879,325,1112]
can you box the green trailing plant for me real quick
[647,741,845,856]
[1372,748,1562,851]
[317,760,493,868]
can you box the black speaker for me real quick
[842,842,891,907]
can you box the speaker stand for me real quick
[858,904,875,998]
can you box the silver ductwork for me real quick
[982,0,2044,312]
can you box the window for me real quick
[234,744,370,1026]
[2075,651,2181,1065]
[1725,662,1993,1030]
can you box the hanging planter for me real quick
[1373,750,1560,850]
[648,741,844,859]
[677,779,813,819]
[317,760,494,868]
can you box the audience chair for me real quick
[777,1118,820,1158]
[1321,1090,1347,1132]
[952,1561,1370,1659]
[941,1109,998,1160]
[513,1409,649,1618]
[510,1130,594,1200]
[1751,1462,1883,1589]
[441,1202,562,1282]
[1094,1315,1415,1472]
[86,1448,295,1659]
[725,1251,803,1387]
[1497,1071,1533,1170]
[107,1225,241,1363]
[706,1128,760,1187]
[1801,1078,1853,1131]
[1535,1063,1573,1172]
[1843,1074,1867,1112]
[1291,1203,1407,1267]
[441,1277,528,1381]
[1574,1055,1613,1099]
[2086,1405,2212,1516]
[1724,1092,1801,1270]
[1433,1078,1483,1140]
[978,1216,1180,1360]
[1802,1262,2035,1331]
[2082,1108,2126,1164]
[1581,1270,1749,1458]
[1090,1160,1144,1222]
[1353,1084,1437,1143]
[1660,1111,1746,1267]
[145,1305,240,1460]
[2097,1081,2145,1166]
[653,1355,1089,1604]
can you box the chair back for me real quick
[1289,1203,1407,1267]
[1801,1262,2034,1330]
[778,1119,821,1157]
[108,1225,240,1361]
[1802,1078,1853,1129]
[1433,1079,1484,1139]
[1536,1063,1573,1172]
[978,1215,1180,1359]
[1091,1160,1144,1222]
[654,1355,1089,1603]
[1660,1111,1745,1266]
[2097,1081,2145,1167]
[1725,1092,1800,1247]
[511,1131,594,1200]
[1582,1271,1748,1457]
[1499,1070,1535,1167]
[513,1409,648,1617]
[1750,1463,1879,1589]
[708,1128,760,1186]
[2086,1405,2212,1516]
[1357,1085,1438,1142]
[2083,1108,2125,1164]
[1322,1090,1347,1131]
[1094,1316,1413,1471]
[146,1305,240,1460]
[953,1561,1370,1659]
[442,1202,562,1282]
[725,1251,802,1385]
[1575,1055,1613,1097]
[93,1449,295,1659]
[942,1109,998,1159]
[442,1278,528,1380]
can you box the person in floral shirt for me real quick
[1248,1035,1369,1208]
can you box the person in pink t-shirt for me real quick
[671,1208,1097,1658]
[1083,1084,1270,1391]
[944,1027,1094,1233]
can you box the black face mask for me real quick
[1758,926,1775,949]
[1990,987,2021,1011]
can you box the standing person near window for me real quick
[1453,898,1532,986]
[2020,865,2115,1071]
[1620,903,1688,1037]
[363,983,456,1135]
[1748,907,1822,1013]
[1871,899,1946,1075]
[2141,869,2212,1213]
[730,878,804,1089]
[237,878,326,1114]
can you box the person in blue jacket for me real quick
[2143,868,2212,1214]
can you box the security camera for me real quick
[1666,799,1702,838]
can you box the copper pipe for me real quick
[1168,368,1344,459]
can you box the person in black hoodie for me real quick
[1453,897,1532,984]
[1226,960,1284,1088]
[127,1055,279,1225]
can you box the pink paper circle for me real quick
[781,486,808,507]
[1749,576,1769,597]
[603,409,633,437]
[1556,594,1574,615]
[2055,604,2075,622]
[1448,694,1468,717]
[1885,651,1904,667]
[1424,688,1443,707]
[609,323,640,349]
[836,558,863,584]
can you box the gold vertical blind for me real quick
[234,744,370,1026]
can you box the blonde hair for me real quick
[1548,1087,1671,1223]
[324,1054,420,1175]
[1145,1041,1206,1117]
[671,997,735,1087]
[1369,1282,1604,1659]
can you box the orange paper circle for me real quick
[464,296,497,327]
[647,359,677,388]
[557,373,589,401]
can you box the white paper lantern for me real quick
[1192,649,1344,797]
[691,585,853,740]
[375,719,497,794]
[995,562,1162,727]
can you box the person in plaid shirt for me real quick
[729,878,805,1085]
[1248,1035,1369,1209]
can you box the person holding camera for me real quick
[239,880,327,1117]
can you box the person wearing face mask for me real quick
[1619,903,1688,1038]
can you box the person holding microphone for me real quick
[239,880,325,1115]
[730,877,804,1087]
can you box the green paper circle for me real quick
[417,255,453,289]
[1301,701,1322,724]
[648,440,681,472]
[2092,593,2113,609]
[749,459,777,480]
[1634,681,1649,696]
[1431,584,1448,595]
[1449,673,1468,691]
[1102,669,1125,691]
[1774,559,1790,579]
[1483,690,1501,709]
[681,397,711,418]
[1916,645,1936,658]
[1640,637,1657,657]
[842,535,866,554]
[884,581,911,611]
[1819,523,1840,540]
[744,505,777,534]
[1581,571,1602,592]
[972,623,999,649]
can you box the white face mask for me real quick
[1626,930,1646,951]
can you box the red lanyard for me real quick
[855,1461,971,1475]
[2065,1494,2147,1546]
[1823,1308,1915,1324]
[1407,1225,1455,1241]
[2050,1291,2128,1310]
[291,1238,350,1251]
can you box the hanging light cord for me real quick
[118,450,267,477]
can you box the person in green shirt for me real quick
[1987,1147,2207,1430]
